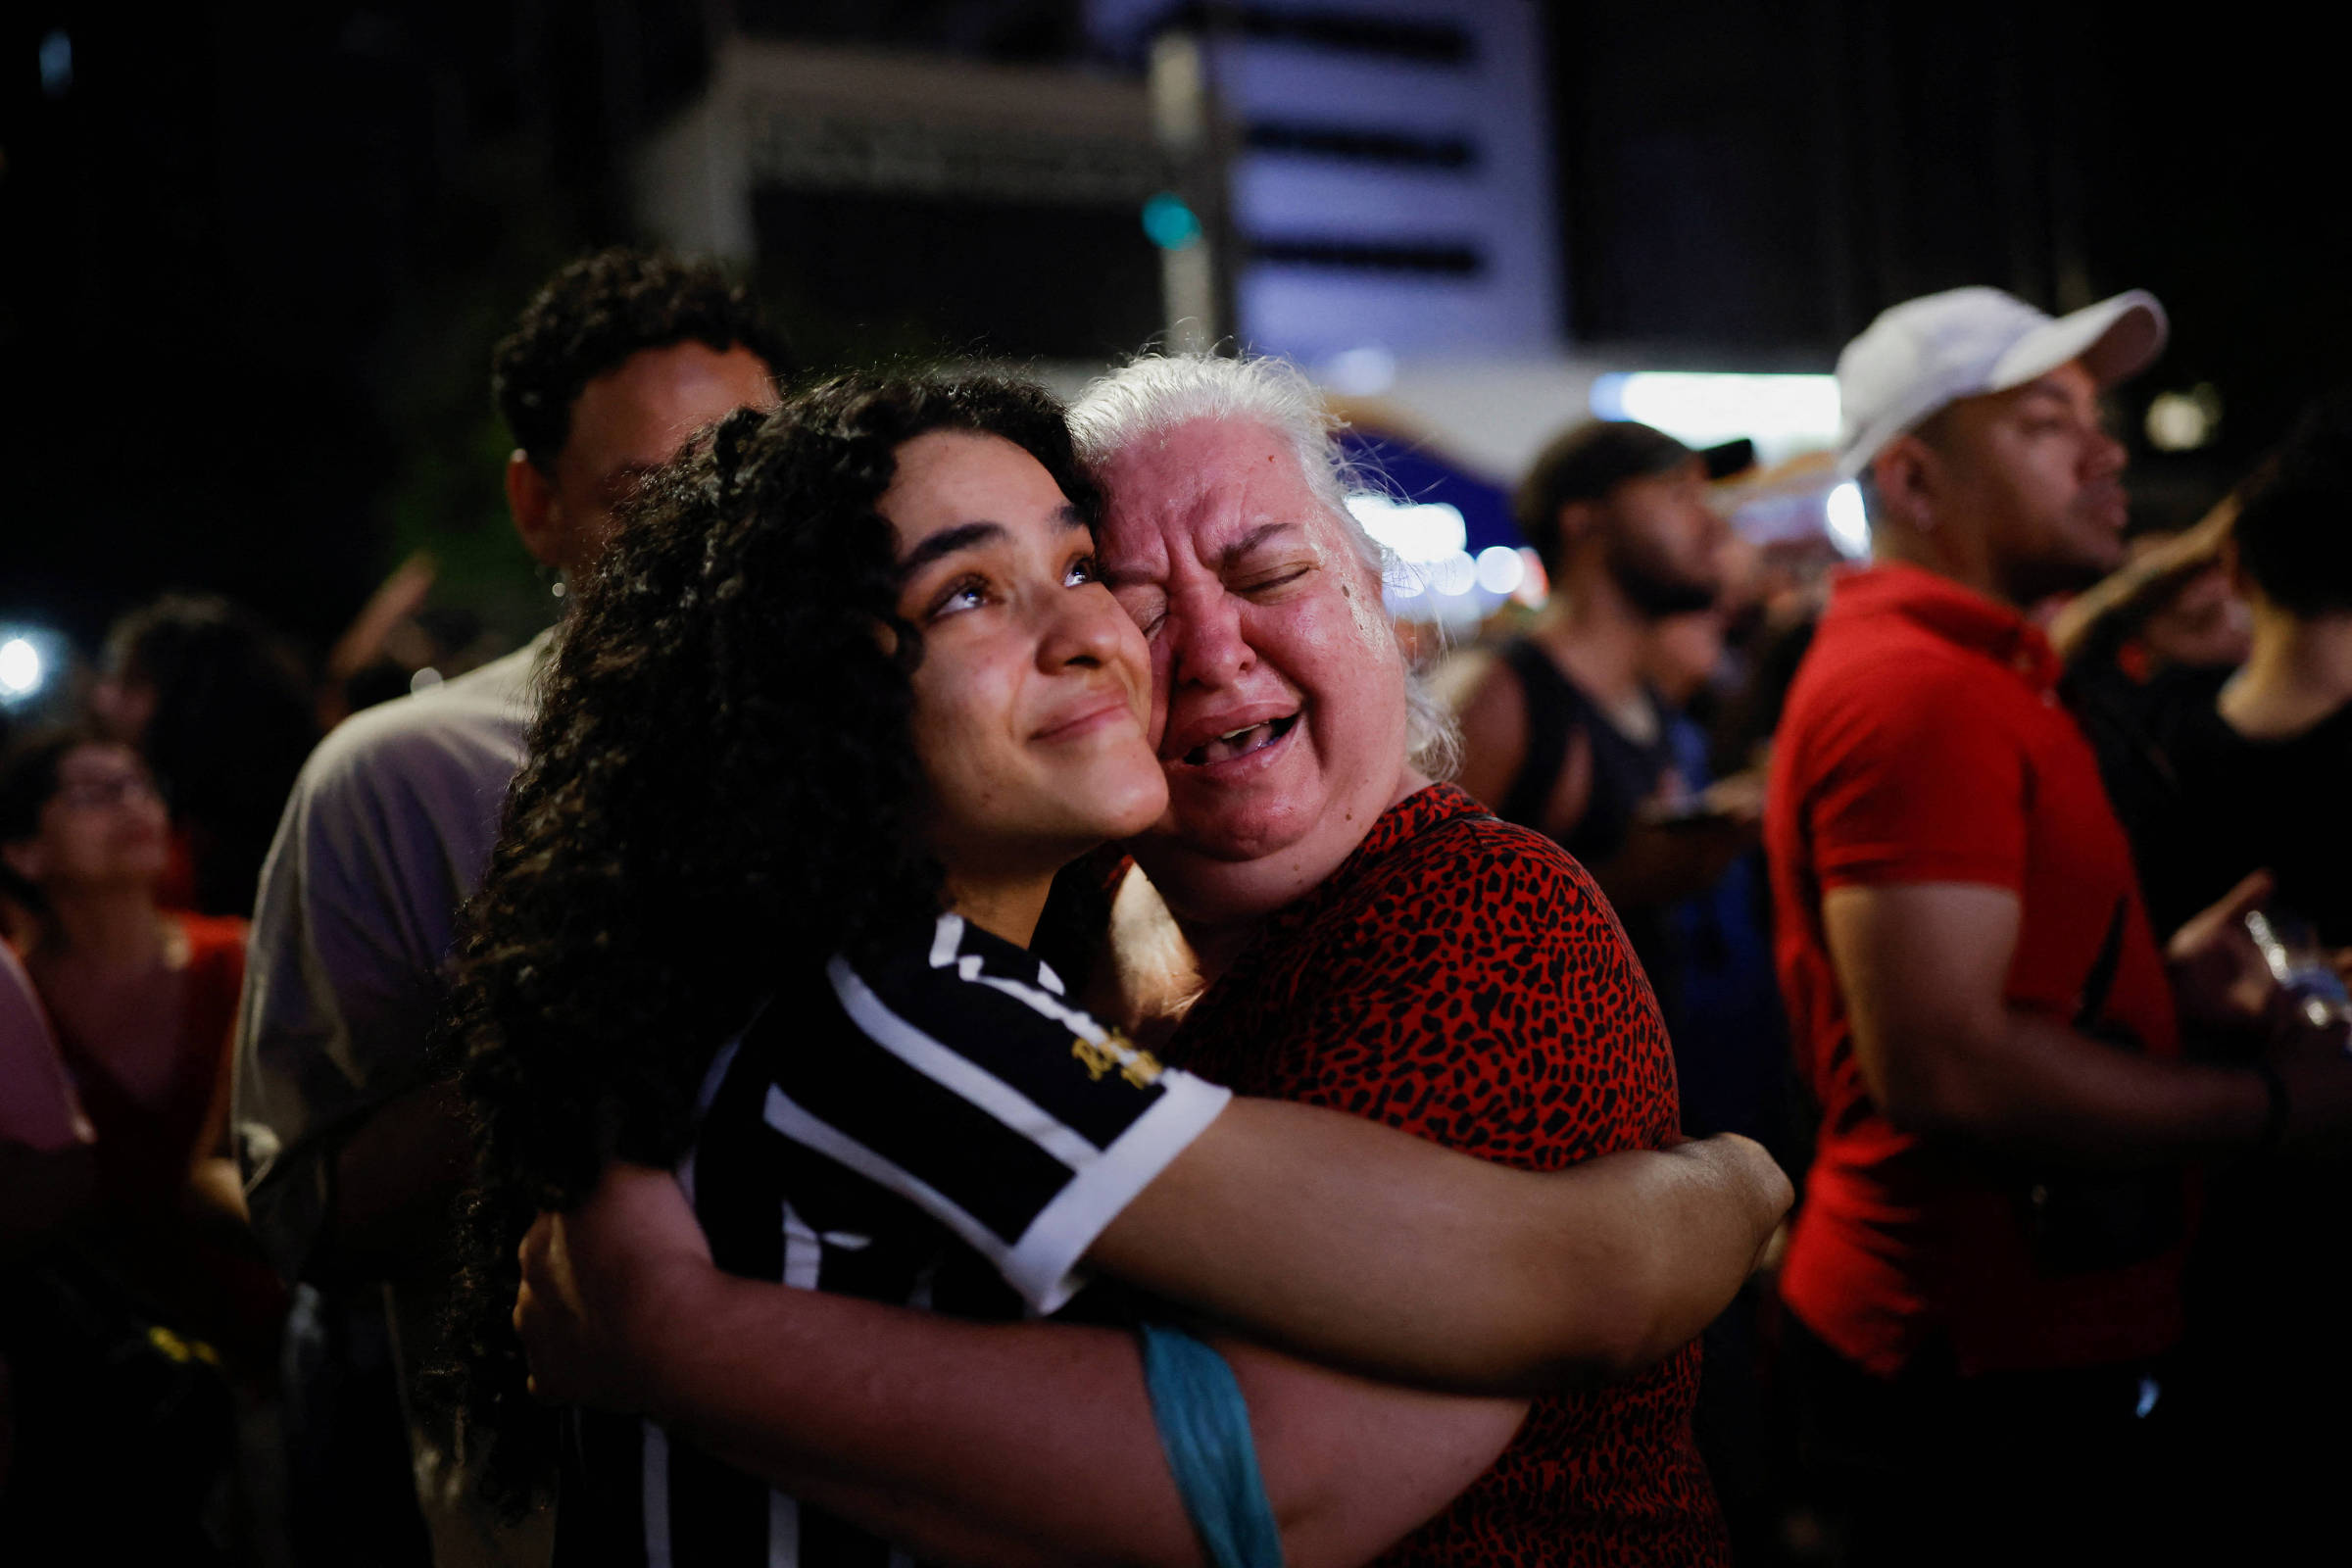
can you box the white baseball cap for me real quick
[1835,285,2169,477]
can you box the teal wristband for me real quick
[1136,1323,1286,1568]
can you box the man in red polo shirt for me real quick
[1768,286,2352,1564]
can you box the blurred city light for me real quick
[1321,345,1397,397]
[1474,544,1525,595]
[1347,493,1467,564]
[0,637,44,700]
[39,30,72,99]
[1513,548,1550,608]
[1590,372,1841,461]
[2145,384,2223,452]
[1429,551,1478,596]
[1825,481,1871,559]
[1141,192,1202,251]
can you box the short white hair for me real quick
[1068,352,1460,780]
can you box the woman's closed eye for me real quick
[1241,565,1311,594]
[1113,587,1168,639]
[1229,554,1315,597]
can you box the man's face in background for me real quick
[1593,456,1727,617]
[512,341,780,577]
[1932,360,2131,602]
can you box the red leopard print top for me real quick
[1164,784,1726,1568]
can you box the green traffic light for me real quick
[1142,192,1202,251]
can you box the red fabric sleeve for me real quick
[1807,663,2029,893]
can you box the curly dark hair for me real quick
[441,368,1098,1507]
[491,248,796,471]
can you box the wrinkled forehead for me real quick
[1095,416,1338,572]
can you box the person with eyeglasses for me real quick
[0,724,286,1560]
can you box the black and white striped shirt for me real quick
[556,912,1232,1568]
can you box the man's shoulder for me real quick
[1784,616,2023,758]
[1800,608,1985,695]
[298,643,541,805]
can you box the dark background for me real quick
[1,0,2335,661]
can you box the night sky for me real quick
[5,1,2344,668]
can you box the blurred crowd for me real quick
[6,247,2352,1568]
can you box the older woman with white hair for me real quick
[1064,352,1728,1565]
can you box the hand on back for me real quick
[515,1161,713,1416]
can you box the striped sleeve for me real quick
[763,913,1231,1313]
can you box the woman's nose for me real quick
[1163,587,1253,690]
[1038,585,1128,670]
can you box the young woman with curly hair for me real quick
[450,371,1786,1566]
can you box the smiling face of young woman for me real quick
[881,429,1167,932]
